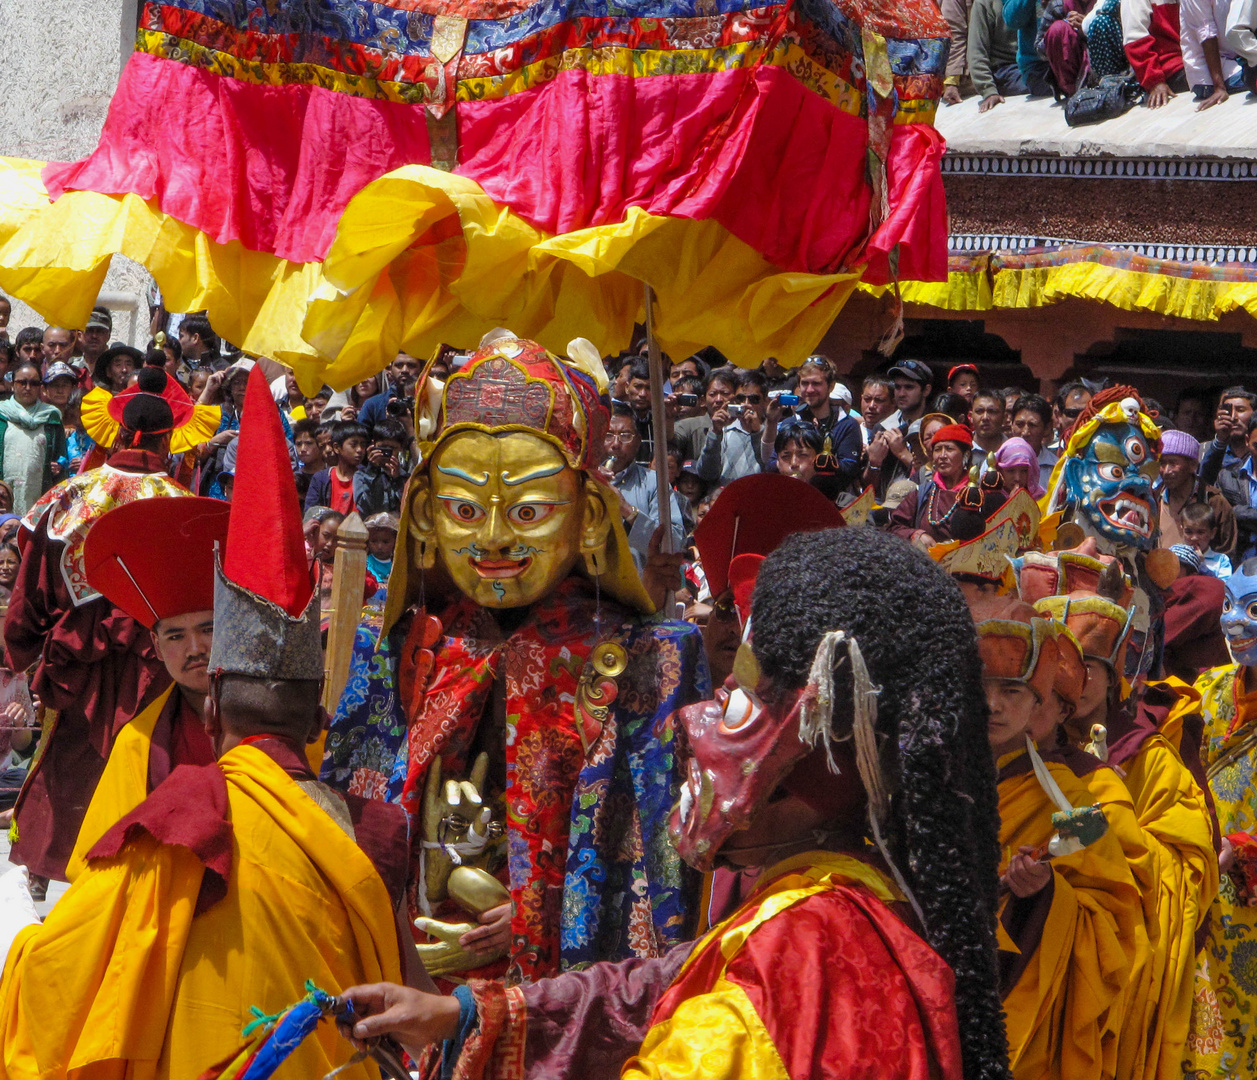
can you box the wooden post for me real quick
[644,284,677,616]
[322,510,368,715]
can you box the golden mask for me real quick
[412,430,612,609]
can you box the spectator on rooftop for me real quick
[971,0,1033,110]
[942,0,978,102]
[1079,0,1133,79]
[1181,0,1244,106]
[1003,0,1056,97]
[1123,0,1190,106]
[1226,0,1257,90]
[1037,0,1095,96]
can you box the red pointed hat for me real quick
[209,365,321,681]
[83,496,229,629]
[223,365,312,617]
[693,474,844,601]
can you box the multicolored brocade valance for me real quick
[138,0,944,119]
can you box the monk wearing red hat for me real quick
[62,495,230,880]
[0,366,415,1080]
[3,367,195,888]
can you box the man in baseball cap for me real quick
[886,358,934,429]
[78,307,113,390]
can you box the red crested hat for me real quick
[83,496,229,629]
[434,337,608,471]
[931,423,973,449]
[694,474,844,601]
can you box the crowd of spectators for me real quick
[941,0,1257,114]
[3,295,1254,634]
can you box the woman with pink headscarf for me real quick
[994,437,1046,498]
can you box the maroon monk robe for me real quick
[4,449,176,880]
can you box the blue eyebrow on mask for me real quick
[436,465,490,486]
[503,464,565,485]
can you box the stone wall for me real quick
[0,0,150,343]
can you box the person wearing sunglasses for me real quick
[0,360,68,516]
[1047,381,1093,454]
[695,369,769,487]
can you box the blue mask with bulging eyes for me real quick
[1222,559,1257,667]
[1062,422,1159,550]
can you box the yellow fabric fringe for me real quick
[861,257,1257,323]
[0,157,862,395]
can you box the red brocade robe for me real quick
[3,450,189,880]
[446,852,963,1080]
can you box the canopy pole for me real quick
[644,284,676,615]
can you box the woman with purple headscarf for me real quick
[994,436,1046,498]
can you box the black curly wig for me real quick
[752,526,1010,1080]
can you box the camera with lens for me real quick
[386,396,410,418]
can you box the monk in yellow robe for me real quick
[0,365,415,1080]
[977,604,1149,1080]
[1024,549,1217,1080]
[1183,559,1257,1078]
[65,495,230,882]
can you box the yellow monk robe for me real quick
[1183,665,1257,1079]
[996,746,1149,1080]
[64,684,175,883]
[0,742,402,1080]
[1102,680,1217,1080]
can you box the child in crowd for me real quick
[292,418,323,506]
[364,512,399,586]
[355,419,407,517]
[306,386,332,423]
[774,423,823,485]
[316,420,337,467]
[1181,500,1233,578]
[304,420,367,514]
[304,506,344,564]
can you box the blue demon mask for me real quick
[1061,421,1159,551]
[1222,559,1257,667]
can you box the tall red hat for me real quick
[83,496,229,629]
[223,366,312,617]
[208,366,320,681]
[694,474,844,602]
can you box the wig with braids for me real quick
[751,527,1010,1080]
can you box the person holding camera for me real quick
[354,418,410,517]
[759,356,861,501]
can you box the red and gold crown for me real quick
[428,337,607,471]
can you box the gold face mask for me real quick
[415,430,609,608]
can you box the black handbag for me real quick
[1064,70,1141,126]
